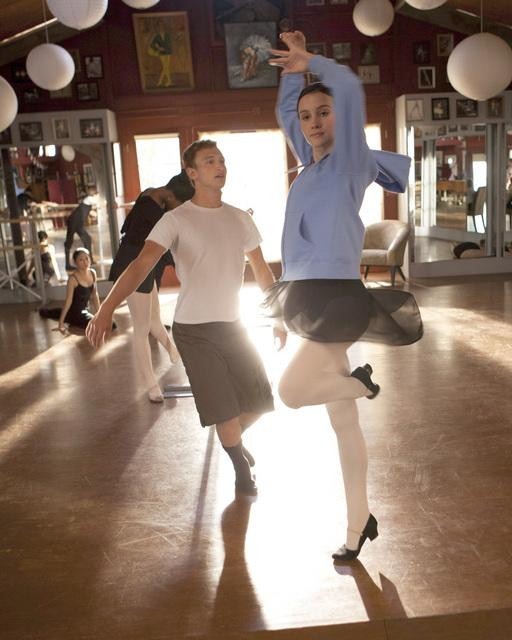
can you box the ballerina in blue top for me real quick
[267,31,423,562]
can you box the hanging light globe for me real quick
[0,76,18,132]
[353,0,395,37]
[122,0,161,8]
[61,145,76,162]
[447,32,512,100]
[26,43,75,91]
[406,0,447,9]
[46,0,108,30]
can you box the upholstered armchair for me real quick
[361,221,410,286]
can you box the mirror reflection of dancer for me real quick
[109,171,194,403]
[64,187,97,271]
[267,32,423,561]
[87,140,286,496]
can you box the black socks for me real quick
[223,441,257,495]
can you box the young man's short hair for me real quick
[183,140,217,169]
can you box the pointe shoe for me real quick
[332,513,378,561]
[350,363,380,399]
[148,386,164,403]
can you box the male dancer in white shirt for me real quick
[87,140,286,495]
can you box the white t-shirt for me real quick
[147,200,262,323]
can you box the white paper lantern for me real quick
[122,0,160,8]
[46,0,108,30]
[61,145,76,162]
[0,77,18,132]
[26,44,75,91]
[353,0,395,37]
[447,33,512,101]
[406,0,447,9]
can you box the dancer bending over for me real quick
[87,140,286,496]
[266,31,422,560]
[109,171,194,403]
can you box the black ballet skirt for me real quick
[262,279,423,346]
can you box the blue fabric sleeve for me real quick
[372,150,411,193]
[276,72,312,166]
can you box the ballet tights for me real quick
[127,282,179,394]
[279,339,370,550]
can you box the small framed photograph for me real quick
[52,117,71,140]
[437,33,454,57]
[360,41,377,65]
[487,96,503,118]
[413,41,430,64]
[49,84,73,98]
[332,42,351,62]
[307,42,327,56]
[358,65,380,84]
[432,97,449,120]
[84,55,103,79]
[19,121,44,142]
[21,86,41,103]
[437,125,447,137]
[79,118,104,139]
[456,98,478,118]
[448,124,458,133]
[418,66,435,89]
[82,163,96,186]
[406,98,424,122]
[76,81,99,101]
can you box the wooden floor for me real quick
[1,276,512,639]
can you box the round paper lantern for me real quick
[122,0,160,8]
[61,145,76,162]
[0,76,18,132]
[26,44,75,91]
[447,33,512,101]
[46,0,108,30]
[353,0,394,37]
[406,0,447,9]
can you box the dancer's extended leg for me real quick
[127,289,161,399]
[148,283,179,363]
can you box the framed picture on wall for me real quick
[456,98,478,118]
[432,97,449,120]
[21,86,42,103]
[49,84,73,98]
[413,41,430,64]
[79,118,104,138]
[84,55,103,79]
[133,12,194,92]
[210,0,286,45]
[332,42,351,62]
[360,41,377,65]
[437,33,454,57]
[224,22,278,89]
[406,98,424,122]
[487,96,503,118]
[358,65,380,84]
[19,121,43,142]
[306,0,325,5]
[307,42,327,56]
[82,163,96,186]
[418,66,435,89]
[76,81,99,101]
[52,117,71,140]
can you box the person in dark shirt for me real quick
[109,170,194,403]
[64,188,97,270]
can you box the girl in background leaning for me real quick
[109,171,195,403]
[267,32,422,561]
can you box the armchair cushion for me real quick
[361,221,410,267]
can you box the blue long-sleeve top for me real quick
[277,55,411,281]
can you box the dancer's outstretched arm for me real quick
[86,240,164,347]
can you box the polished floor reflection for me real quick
[1,276,512,639]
